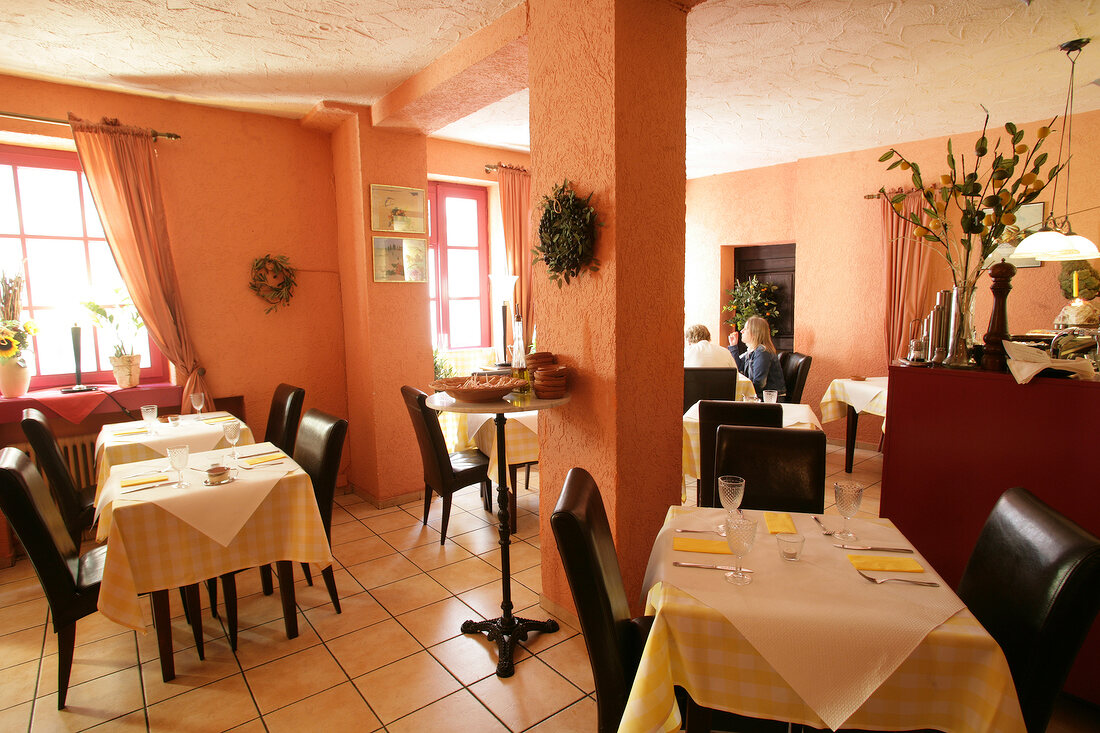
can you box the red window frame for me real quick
[427,181,491,350]
[0,144,169,389]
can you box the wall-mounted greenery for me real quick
[534,180,600,287]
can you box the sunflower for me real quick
[0,337,18,358]
[22,320,37,335]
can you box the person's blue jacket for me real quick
[730,345,786,398]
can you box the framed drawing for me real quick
[982,202,1044,269]
[373,237,427,283]
[371,184,426,234]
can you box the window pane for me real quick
[445,197,478,248]
[31,309,93,375]
[89,241,125,302]
[448,299,482,348]
[82,177,104,237]
[0,166,17,235]
[0,237,24,277]
[430,302,438,349]
[25,239,89,307]
[428,247,437,294]
[446,249,481,299]
[18,168,83,236]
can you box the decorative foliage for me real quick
[878,111,1063,291]
[250,254,297,313]
[82,291,144,357]
[533,180,600,287]
[433,349,455,380]
[723,276,780,334]
[1,271,22,322]
[0,273,35,367]
[1059,260,1100,301]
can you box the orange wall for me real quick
[686,110,1100,445]
[0,74,348,445]
[426,138,531,182]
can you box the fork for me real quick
[812,515,835,536]
[855,568,939,587]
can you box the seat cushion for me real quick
[449,449,490,486]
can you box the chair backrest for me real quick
[551,467,647,733]
[958,487,1100,733]
[697,400,783,508]
[0,448,81,622]
[684,367,738,413]
[714,425,826,513]
[292,409,348,539]
[401,386,456,491]
[777,352,812,404]
[20,408,85,547]
[265,384,305,455]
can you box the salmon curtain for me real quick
[69,115,212,412]
[498,165,534,346]
[882,188,936,363]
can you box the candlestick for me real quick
[1073,270,1079,298]
[59,323,95,393]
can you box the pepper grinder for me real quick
[981,259,1017,371]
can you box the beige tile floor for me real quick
[1,445,1096,732]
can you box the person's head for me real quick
[742,316,776,353]
[684,324,711,345]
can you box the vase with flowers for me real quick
[0,273,37,398]
[83,293,145,387]
[879,111,1064,366]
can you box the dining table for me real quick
[94,442,332,681]
[620,505,1025,733]
[819,377,888,473]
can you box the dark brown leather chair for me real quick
[402,386,491,544]
[713,425,826,514]
[265,383,305,454]
[777,352,812,404]
[697,401,782,508]
[958,487,1100,733]
[684,367,738,413]
[20,408,95,547]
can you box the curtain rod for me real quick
[484,162,529,174]
[0,111,181,140]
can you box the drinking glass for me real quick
[833,481,865,542]
[715,475,745,533]
[723,516,757,585]
[168,445,190,489]
[190,392,205,416]
[763,389,778,403]
[141,405,157,433]
[222,420,241,462]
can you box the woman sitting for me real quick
[727,316,785,399]
[684,324,737,368]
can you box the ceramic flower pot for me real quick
[0,358,31,398]
[109,354,141,388]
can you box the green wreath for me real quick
[533,180,601,287]
[249,254,297,313]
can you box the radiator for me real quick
[12,432,98,490]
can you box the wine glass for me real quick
[190,392,205,417]
[168,445,190,489]
[222,420,241,463]
[833,481,865,542]
[715,475,745,533]
[723,516,757,585]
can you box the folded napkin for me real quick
[764,512,796,534]
[847,554,924,573]
[242,453,285,466]
[672,537,732,555]
[114,428,149,436]
[203,415,237,424]
[120,474,169,488]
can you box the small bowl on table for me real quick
[430,376,528,403]
[533,365,568,399]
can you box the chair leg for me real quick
[220,573,238,651]
[276,560,299,639]
[206,577,219,619]
[321,565,341,614]
[481,480,492,511]
[150,589,175,682]
[524,463,531,491]
[439,492,452,545]
[179,587,191,625]
[259,564,274,596]
[183,584,204,660]
[56,622,76,709]
[300,562,313,586]
[684,699,713,733]
[423,484,433,525]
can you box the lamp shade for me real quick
[1046,234,1100,261]
[1011,229,1077,261]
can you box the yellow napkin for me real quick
[242,453,284,466]
[847,555,924,573]
[764,512,796,534]
[120,474,169,488]
[114,428,148,436]
[203,415,237,424]
[672,537,732,555]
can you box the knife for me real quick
[674,528,720,534]
[673,561,753,573]
[121,480,177,493]
[237,449,283,459]
[833,544,914,553]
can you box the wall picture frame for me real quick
[982,201,1044,269]
[373,237,427,283]
[370,184,426,234]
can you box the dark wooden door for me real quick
[732,243,795,352]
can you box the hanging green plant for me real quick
[249,254,297,313]
[533,180,600,287]
[722,275,781,335]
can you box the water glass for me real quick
[222,420,242,462]
[763,390,778,403]
[776,533,805,561]
[834,481,865,542]
[141,404,157,432]
[723,516,757,585]
[168,445,190,489]
[190,392,205,416]
[166,415,180,428]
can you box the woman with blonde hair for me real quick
[728,316,785,399]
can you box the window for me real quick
[427,182,490,350]
[0,144,166,388]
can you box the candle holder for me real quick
[59,325,96,393]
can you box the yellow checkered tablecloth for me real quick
[456,412,540,471]
[819,377,889,424]
[96,452,332,631]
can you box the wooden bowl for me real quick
[429,376,528,403]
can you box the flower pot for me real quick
[109,354,141,388]
[0,358,31,398]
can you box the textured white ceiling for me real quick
[2,0,1099,177]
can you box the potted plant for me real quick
[82,294,145,388]
[723,275,781,339]
[0,272,38,398]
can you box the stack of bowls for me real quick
[533,364,568,399]
[525,351,556,375]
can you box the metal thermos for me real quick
[928,289,950,363]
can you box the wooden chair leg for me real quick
[481,480,492,511]
[150,589,175,682]
[56,622,76,709]
[439,493,452,545]
[259,564,274,596]
[206,577,219,618]
[179,587,191,625]
[321,565,341,613]
[220,573,238,650]
[684,699,713,733]
[183,584,204,660]
[422,484,433,524]
[300,562,313,586]
[276,560,298,639]
[524,463,531,491]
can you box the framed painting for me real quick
[373,237,428,283]
[370,184,427,234]
[982,202,1044,269]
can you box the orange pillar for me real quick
[530,0,689,613]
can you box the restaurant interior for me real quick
[0,0,1099,731]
